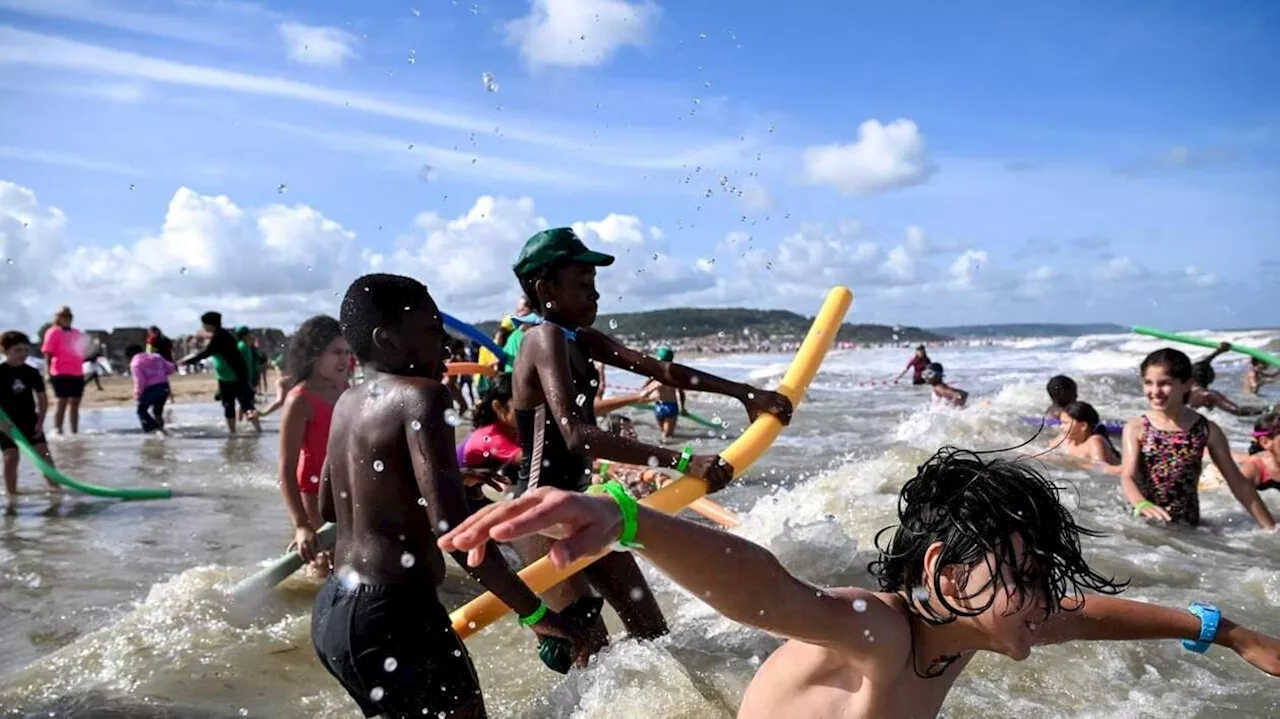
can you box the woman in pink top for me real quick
[126,344,176,434]
[277,315,350,575]
[40,306,86,434]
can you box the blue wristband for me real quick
[1181,602,1220,654]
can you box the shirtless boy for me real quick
[310,274,586,719]
[923,363,968,408]
[441,447,1280,719]
[642,347,685,440]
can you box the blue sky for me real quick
[0,0,1277,333]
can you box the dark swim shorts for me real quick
[311,575,485,718]
[49,375,85,399]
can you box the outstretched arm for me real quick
[439,487,911,681]
[1208,391,1262,417]
[1036,595,1279,675]
[1207,423,1275,530]
[1198,342,1232,366]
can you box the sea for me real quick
[2,328,1278,718]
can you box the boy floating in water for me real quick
[1120,348,1275,529]
[923,362,968,408]
[509,226,791,655]
[441,447,1280,719]
[0,331,61,502]
[126,344,175,435]
[642,346,686,440]
[311,274,586,718]
[1044,374,1078,421]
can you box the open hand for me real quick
[1227,625,1280,676]
[438,488,623,569]
[1136,502,1173,522]
[687,454,735,494]
[742,389,793,426]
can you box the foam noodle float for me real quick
[450,285,853,638]
[227,523,337,601]
[0,407,172,500]
[629,402,722,430]
[442,312,507,365]
[1133,326,1280,369]
[445,362,497,377]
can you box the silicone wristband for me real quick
[586,481,644,550]
[675,445,694,474]
[598,461,610,480]
[1131,500,1155,518]
[1181,602,1221,653]
[518,601,549,627]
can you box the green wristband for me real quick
[675,445,694,474]
[518,601,549,627]
[587,480,644,550]
[1132,500,1155,518]
[598,461,610,481]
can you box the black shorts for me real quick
[0,418,44,452]
[49,375,85,399]
[311,576,484,718]
[216,380,255,419]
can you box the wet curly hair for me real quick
[285,314,342,383]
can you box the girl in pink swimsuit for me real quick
[277,315,350,573]
[1119,348,1275,530]
[1240,413,1280,491]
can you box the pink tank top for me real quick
[291,386,335,492]
[41,327,84,377]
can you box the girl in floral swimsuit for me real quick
[1119,348,1276,530]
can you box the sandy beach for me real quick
[76,372,270,410]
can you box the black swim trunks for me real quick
[311,576,485,718]
[49,375,85,399]
[216,380,256,420]
[515,324,598,496]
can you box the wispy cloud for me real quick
[278,22,358,68]
[0,0,236,45]
[0,145,147,176]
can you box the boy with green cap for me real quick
[506,226,795,657]
[642,346,686,440]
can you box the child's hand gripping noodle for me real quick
[440,447,1280,719]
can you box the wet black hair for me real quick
[1064,401,1118,454]
[200,311,222,328]
[472,373,513,429]
[1249,413,1280,455]
[1140,348,1193,382]
[1191,361,1215,388]
[869,447,1125,634]
[286,315,343,383]
[340,274,433,363]
[1046,375,1078,407]
[125,344,144,358]
[1,330,31,350]
[922,362,944,382]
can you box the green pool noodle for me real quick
[1132,326,1280,368]
[0,406,172,500]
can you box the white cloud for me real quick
[278,22,358,68]
[573,213,647,245]
[948,249,987,286]
[802,119,937,196]
[1094,256,1145,281]
[1184,265,1219,288]
[506,0,659,68]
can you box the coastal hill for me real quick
[475,308,947,345]
[928,322,1127,339]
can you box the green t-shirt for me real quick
[237,340,258,386]
[501,327,525,372]
[210,355,238,383]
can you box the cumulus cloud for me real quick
[279,22,358,68]
[802,119,937,196]
[506,0,659,68]
[1094,256,1146,281]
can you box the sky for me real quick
[0,0,1277,335]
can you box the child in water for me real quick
[1052,401,1121,474]
[923,363,968,408]
[1238,413,1280,491]
[1189,358,1264,417]
[277,316,349,573]
[509,226,792,656]
[1045,375,1078,421]
[441,447,1280,719]
[0,331,61,502]
[312,274,587,718]
[642,346,686,440]
[457,373,523,511]
[1244,358,1280,396]
[1119,348,1275,529]
[126,344,175,435]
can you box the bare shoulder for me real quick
[822,587,914,661]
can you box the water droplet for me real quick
[698,32,707,39]
[444,409,461,427]
[407,51,416,64]
[340,490,348,499]
[309,475,320,484]
[481,72,499,92]
[589,378,599,387]
[373,460,385,472]
[711,415,723,426]
[239,710,248,717]
[453,649,462,657]
[608,318,618,330]
[647,456,659,467]
[179,267,187,275]
[399,551,415,568]
[370,686,385,702]
[411,7,420,16]
[437,520,450,532]
[852,599,867,613]
[913,587,931,602]
[575,393,587,407]
[417,497,427,507]
[277,183,287,194]
[629,587,644,601]
[384,656,398,672]
[411,420,422,431]
[747,392,755,399]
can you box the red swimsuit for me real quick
[292,386,335,494]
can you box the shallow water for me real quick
[2,330,1279,718]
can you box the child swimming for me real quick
[1239,413,1280,491]
[312,274,587,718]
[1044,375,1078,421]
[276,315,348,575]
[1119,348,1275,529]
[1189,357,1264,417]
[440,447,1280,719]
[126,344,175,435]
[923,363,968,408]
[1052,401,1121,474]
[0,331,61,502]
[642,346,686,440]
[1244,358,1280,396]
[508,226,792,655]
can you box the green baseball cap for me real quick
[513,227,614,279]
[234,326,251,336]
